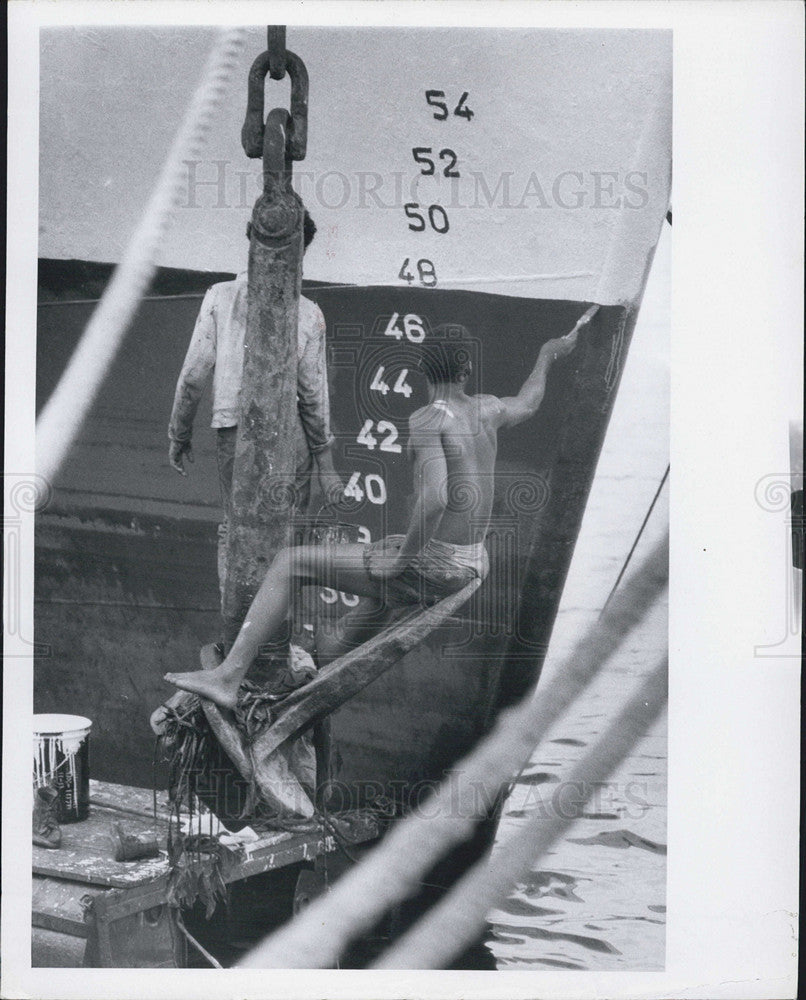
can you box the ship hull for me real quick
[35,273,638,963]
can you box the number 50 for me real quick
[404,203,450,234]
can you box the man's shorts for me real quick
[363,534,489,607]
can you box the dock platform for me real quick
[32,780,380,967]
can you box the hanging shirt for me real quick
[168,273,333,454]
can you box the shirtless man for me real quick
[165,306,597,710]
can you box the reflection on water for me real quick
[489,665,668,971]
[487,229,669,971]
[489,709,667,971]
[566,829,666,853]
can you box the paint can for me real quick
[33,715,92,823]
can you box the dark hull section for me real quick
[35,279,635,825]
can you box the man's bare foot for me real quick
[164,668,240,711]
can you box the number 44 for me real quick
[370,366,413,398]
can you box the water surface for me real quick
[488,227,670,971]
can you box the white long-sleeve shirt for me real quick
[168,273,333,454]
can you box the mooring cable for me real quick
[373,656,667,969]
[600,463,669,619]
[237,532,668,969]
[175,911,224,969]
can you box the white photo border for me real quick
[4,2,802,998]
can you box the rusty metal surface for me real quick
[31,926,88,968]
[222,39,309,649]
[254,581,481,759]
[241,49,308,161]
[32,878,104,937]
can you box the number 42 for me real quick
[356,419,402,453]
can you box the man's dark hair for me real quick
[303,209,317,250]
[418,324,473,384]
[245,208,317,250]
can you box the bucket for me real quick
[33,714,92,823]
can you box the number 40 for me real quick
[344,472,387,505]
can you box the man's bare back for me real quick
[407,393,500,548]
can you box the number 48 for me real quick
[398,259,437,287]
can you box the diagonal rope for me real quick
[237,531,668,969]
[175,911,224,969]
[35,28,247,504]
[600,463,669,618]
[374,656,668,968]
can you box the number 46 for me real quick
[383,313,426,343]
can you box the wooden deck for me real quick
[32,780,380,967]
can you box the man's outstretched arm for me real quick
[493,305,598,428]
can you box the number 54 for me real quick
[425,90,474,121]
